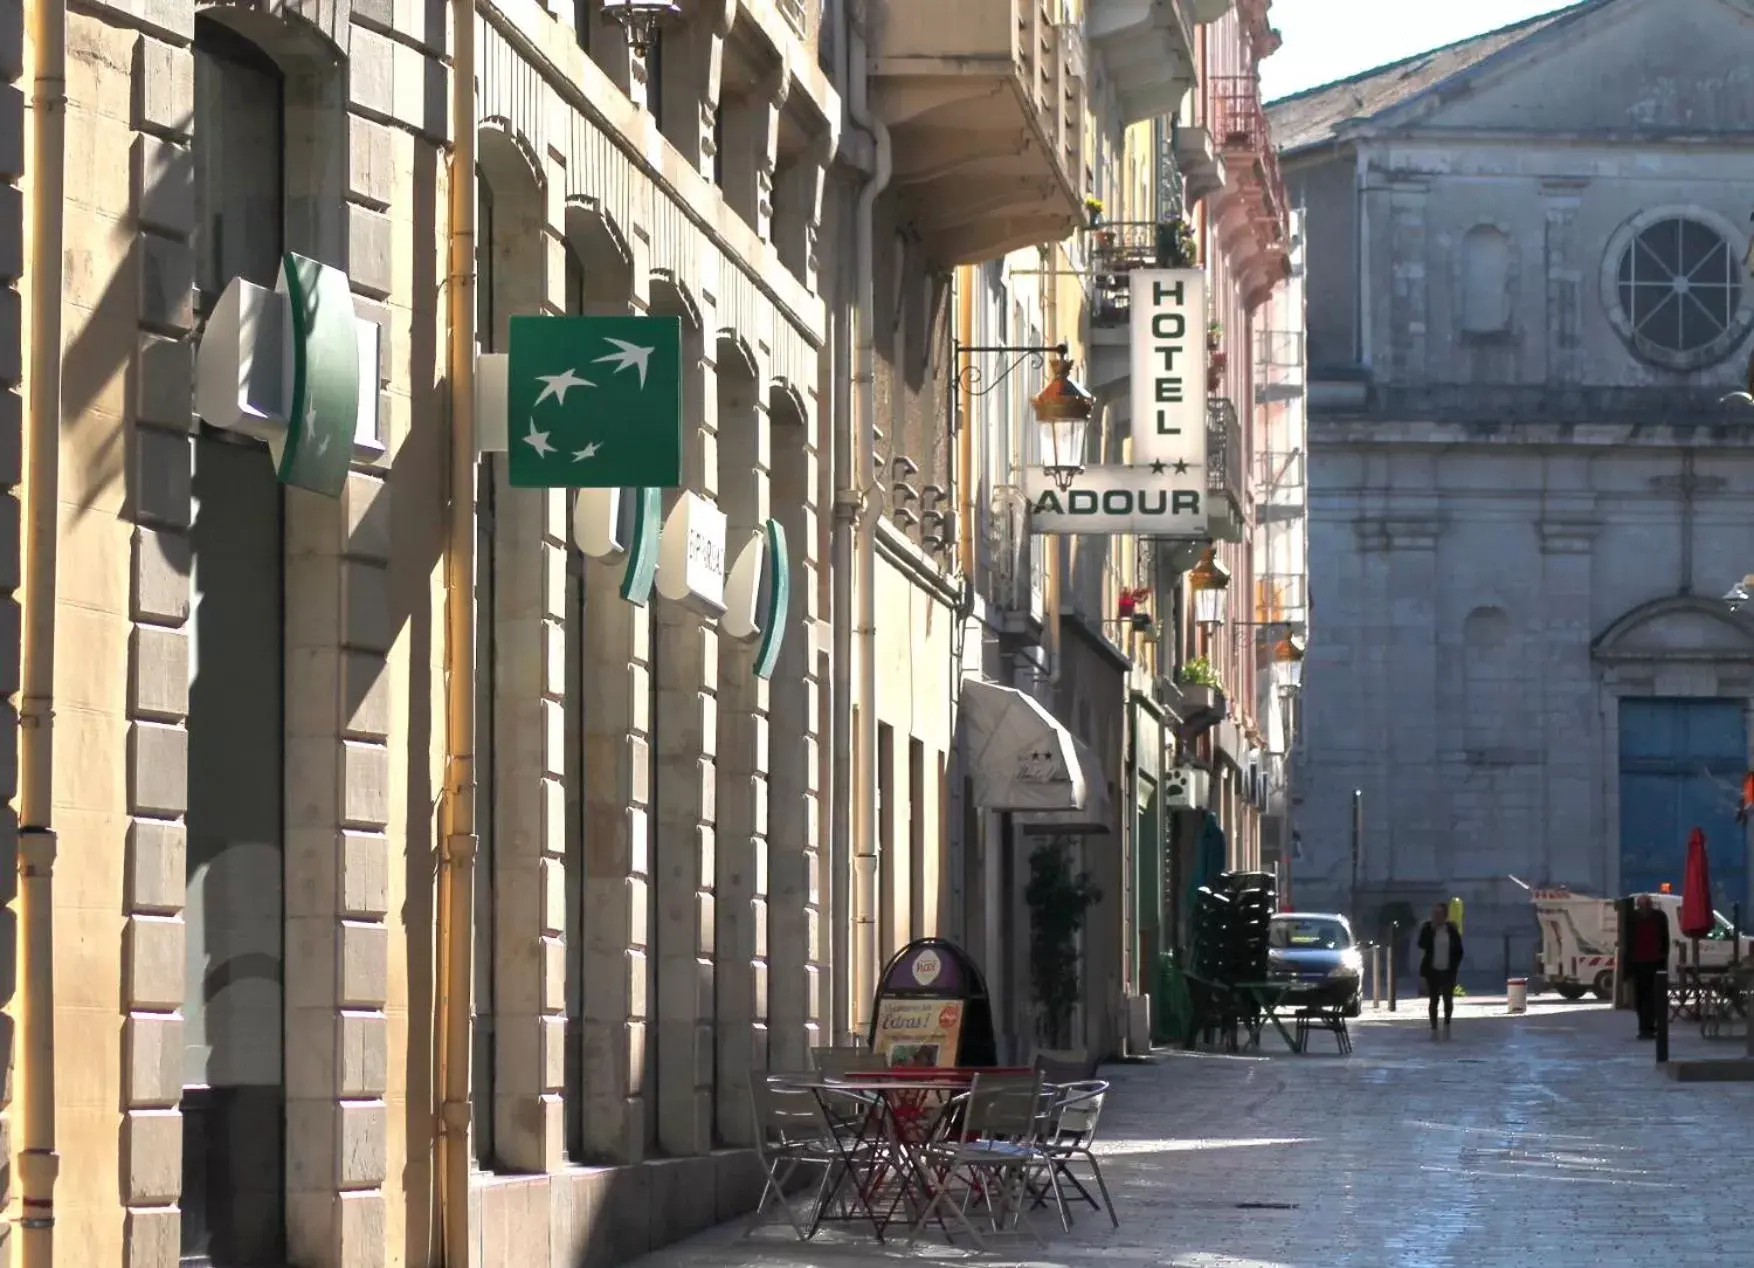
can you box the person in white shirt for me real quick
[1418,903,1464,1035]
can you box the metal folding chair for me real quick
[1039,1079,1118,1228]
[745,1078,837,1239]
[908,1070,1064,1248]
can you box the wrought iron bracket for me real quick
[948,341,1069,431]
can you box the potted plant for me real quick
[1206,320,1223,352]
[1026,839,1102,1048]
[1178,656,1222,690]
[1156,216,1198,268]
[1084,194,1105,228]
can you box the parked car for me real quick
[1268,913,1363,1016]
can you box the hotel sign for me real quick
[1129,269,1208,475]
[1024,465,1206,536]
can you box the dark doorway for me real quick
[182,433,286,1265]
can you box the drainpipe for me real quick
[437,0,478,1260]
[18,0,67,1256]
[956,272,974,579]
[828,0,852,1043]
[847,0,890,1036]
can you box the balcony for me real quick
[1207,397,1246,543]
[1255,572,1308,627]
[1255,328,1305,403]
[1208,75,1291,309]
[870,0,1084,265]
[1086,0,1196,125]
[1171,119,1225,207]
[1253,448,1305,520]
[1082,218,1195,407]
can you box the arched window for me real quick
[193,18,284,300]
[1460,225,1511,335]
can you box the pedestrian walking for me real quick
[1627,893,1671,1040]
[1418,903,1464,1035]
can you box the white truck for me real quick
[1528,884,1754,1000]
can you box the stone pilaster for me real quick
[123,19,198,1264]
[1388,178,1429,384]
[577,269,656,1164]
[654,305,719,1157]
[713,361,771,1145]
[490,466,569,1173]
[580,565,655,1162]
[766,389,823,1073]
[283,469,394,1268]
[1541,179,1587,386]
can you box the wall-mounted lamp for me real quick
[1032,355,1094,492]
[1724,574,1754,613]
[1188,545,1231,629]
[601,0,681,55]
[1271,633,1306,693]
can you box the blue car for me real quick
[1268,913,1364,1017]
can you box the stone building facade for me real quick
[3,0,1301,1263]
[1273,0,1754,973]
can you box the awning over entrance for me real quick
[961,678,1089,813]
[1017,733,1115,835]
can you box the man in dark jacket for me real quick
[1627,894,1671,1039]
[1418,903,1464,1035]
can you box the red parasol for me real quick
[1680,827,1714,940]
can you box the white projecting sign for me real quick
[1023,465,1208,536]
[1130,269,1208,473]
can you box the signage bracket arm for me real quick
[950,341,1070,412]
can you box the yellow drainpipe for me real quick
[956,268,974,578]
[438,0,478,1260]
[18,0,67,1255]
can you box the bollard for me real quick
[1656,969,1669,1065]
[1502,932,1511,984]
[1388,924,1399,1012]
[1736,904,1743,967]
[1373,946,1384,1009]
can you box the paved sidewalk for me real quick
[624,997,1754,1268]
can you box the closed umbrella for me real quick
[1680,827,1714,940]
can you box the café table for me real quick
[769,1069,1012,1240]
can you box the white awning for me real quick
[961,678,1088,813]
[1018,734,1115,835]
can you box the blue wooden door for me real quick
[1618,697,1747,910]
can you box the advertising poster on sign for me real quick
[872,998,966,1069]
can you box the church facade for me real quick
[1271,0,1754,969]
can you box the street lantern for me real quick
[601,0,681,55]
[1188,545,1230,628]
[1724,575,1754,613]
[1271,634,1306,692]
[1032,356,1094,491]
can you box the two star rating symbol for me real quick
[1149,459,1191,475]
[524,337,657,462]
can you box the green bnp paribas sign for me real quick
[507,315,684,490]
[277,252,361,498]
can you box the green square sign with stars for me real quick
[506,314,684,490]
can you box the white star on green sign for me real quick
[506,315,684,490]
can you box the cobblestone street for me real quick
[629,999,1754,1268]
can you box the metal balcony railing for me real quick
[1207,75,1289,240]
[1256,329,1304,369]
[1087,219,1197,324]
[1207,396,1244,503]
[777,0,808,32]
[1254,448,1305,491]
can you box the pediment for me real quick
[1594,596,1754,662]
[1378,0,1754,138]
